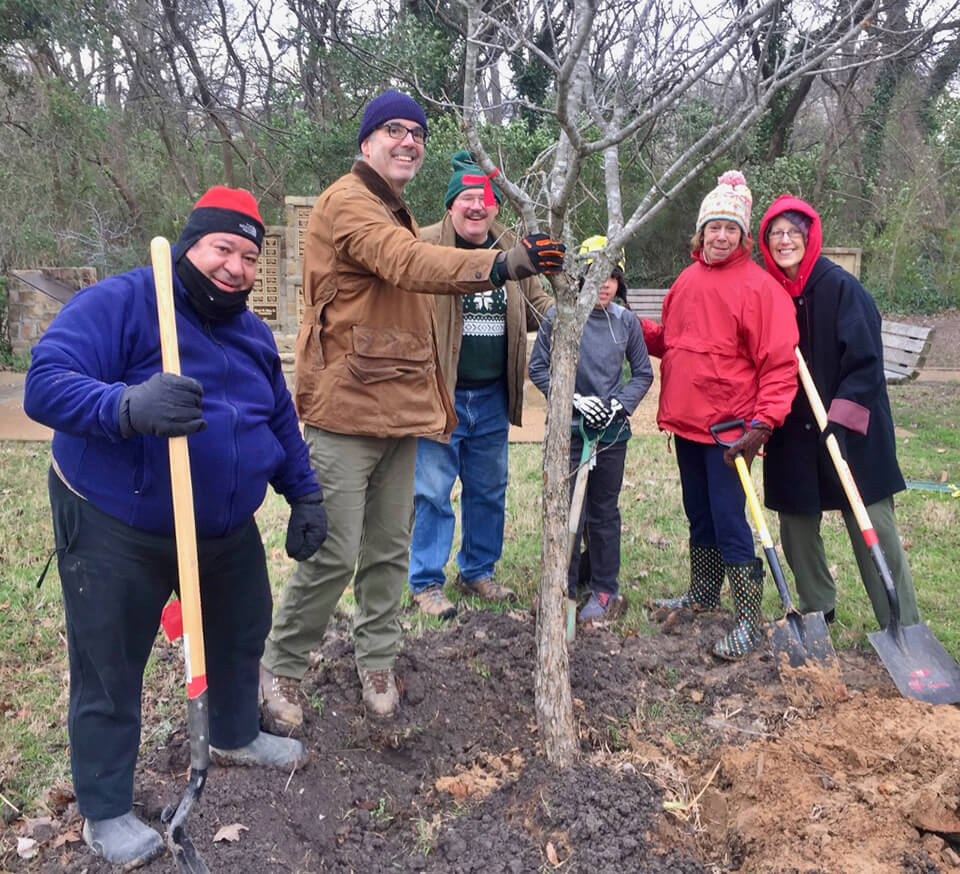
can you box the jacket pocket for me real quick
[346,326,434,385]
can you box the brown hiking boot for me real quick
[358,668,399,719]
[412,585,457,619]
[455,573,517,603]
[259,664,303,734]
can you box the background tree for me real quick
[436,0,960,764]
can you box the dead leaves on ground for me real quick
[213,822,249,842]
[433,749,525,801]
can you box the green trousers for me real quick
[263,426,417,678]
[779,495,920,629]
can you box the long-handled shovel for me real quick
[150,237,211,873]
[795,348,960,705]
[710,420,842,683]
[566,424,600,642]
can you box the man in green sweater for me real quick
[408,151,553,618]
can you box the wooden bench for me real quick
[625,290,933,383]
[881,320,934,383]
[625,288,668,321]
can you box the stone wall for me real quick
[7,268,97,357]
[248,227,285,326]
[284,195,316,332]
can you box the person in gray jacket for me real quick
[529,237,654,622]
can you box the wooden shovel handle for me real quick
[794,348,874,538]
[795,347,903,637]
[150,237,207,698]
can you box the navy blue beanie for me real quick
[357,90,428,148]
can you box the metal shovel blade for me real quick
[769,609,847,706]
[769,609,837,670]
[167,829,210,874]
[868,622,960,705]
[163,768,210,874]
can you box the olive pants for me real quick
[779,495,920,628]
[263,426,417,678]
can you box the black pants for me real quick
[567,437,627,597]
[49,468,272,820]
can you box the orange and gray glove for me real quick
[494,233,565,282]
[722,421,772,469]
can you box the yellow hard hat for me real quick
[578,234,625,273]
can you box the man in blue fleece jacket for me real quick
[24,187,327,870]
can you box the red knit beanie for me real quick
[174,185,265,261]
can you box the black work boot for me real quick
[652,544,724,610]
[713,558,765,660]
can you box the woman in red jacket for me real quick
[645,171,799,659]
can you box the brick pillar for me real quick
[7,267,97,357]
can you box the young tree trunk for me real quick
[534,296,580,768]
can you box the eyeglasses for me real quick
[768,228,804,241]
[378,122,428,145]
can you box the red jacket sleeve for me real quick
[740,274,799,428]
[640,317,665,357]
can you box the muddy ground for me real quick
[11,600,960,874]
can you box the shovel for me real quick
[150,237,212,873]
[566,423,600,642]
[795,349,960,705]
[710,420,842,681]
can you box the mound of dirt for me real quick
[10,607,960,873]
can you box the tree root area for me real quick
[19,607,960,873]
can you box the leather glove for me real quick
[285,489,327,561]
[573,393,614,430]
[722,422,772,469]
[821,421,848,458]
[118,372,206,438]
[497,233,566,280]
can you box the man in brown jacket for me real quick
[409,151,553,619]
[260,90,564,723]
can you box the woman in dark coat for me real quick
[758,194,920,629]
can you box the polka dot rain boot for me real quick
[653,543,724,611]
[713,558,765,660]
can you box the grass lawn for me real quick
[0,378,957,819]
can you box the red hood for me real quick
[759,195,822,297]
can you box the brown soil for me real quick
[7,311,960,873]
[10,606,960,874]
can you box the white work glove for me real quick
[608,398,627,424]
[573,393,614,430]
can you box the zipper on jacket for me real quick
[204,322,240,537]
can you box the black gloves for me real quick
[496,233,566,281]
[722,422,772,469]
[285,490,327,561]
[573,395,626,430]
[821,421,848,457]
[118,372,206,438]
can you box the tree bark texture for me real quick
[534,296,580,768]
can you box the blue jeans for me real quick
[675,435,755,563]
[409,381,509,593]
